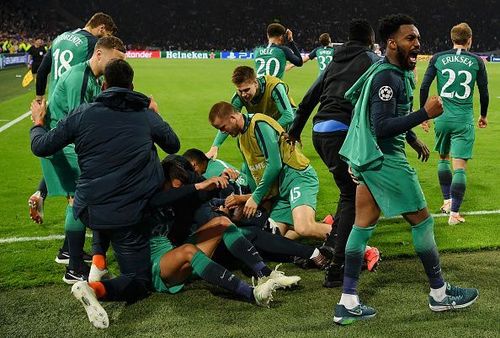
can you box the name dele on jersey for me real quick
[259,48,274,55]
[379,86,393,101]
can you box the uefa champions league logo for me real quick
[378,86,393,101]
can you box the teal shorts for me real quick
[270,165,319,225]
[434,121,475,159]
[40,144,80,196]
[150,236,184,294]
[351,155,426,218]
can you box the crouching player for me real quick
[209,102,332,241]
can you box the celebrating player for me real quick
[288,19,381,287]
[28,12,116,228]
[419,23,489,225]
[206,66,296,159]
[332,14,478,325]
[209,102,332,240]
[287,33,335,74]
[34,37,126,283]
[254,23,303,79]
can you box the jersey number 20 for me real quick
[256,57,280,77]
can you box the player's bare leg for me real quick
[291,205,332,240]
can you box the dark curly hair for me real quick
[378,14,416,47]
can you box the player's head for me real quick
[267,23,286,44]
[451,23,472,50]
[34,38,43,47]
[85,12,117,38]
[161,155,191,188]
[183,148,209,175]
[232,66,259,102]
[93,36,126,76]
[209,101,243,137]
[348,19,375,46]
[379,14,419,70]
[319,33,331,46]
[103,59,134,90]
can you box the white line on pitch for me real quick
[1,209,500,244]
[0,111,31,133]
[377,209,500,220]
[0,233,92,244]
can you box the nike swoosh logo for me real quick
[347,308,363,316]
[220,271,226,279]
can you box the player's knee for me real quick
[293,220,313,237]
[179,243,198,261]
[215,216,232,227]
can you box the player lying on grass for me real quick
[147,161,281,307]
[183,148,333,268]
[86,156,298,315]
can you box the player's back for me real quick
[254,44,287,78]
[432,49,484,123]
[47,61,101,129]
[312,46,335,72]
[48,29,98,96]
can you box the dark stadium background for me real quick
[1,0,498,53]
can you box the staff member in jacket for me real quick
[30,59,180,329]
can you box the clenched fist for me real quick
[424,96,443,119]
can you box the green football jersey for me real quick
[48,29,98,96]
[47,61,102,129]
[309,46,335,72]
[204,159,248,187]
[254,44,288,78]
[431,49,486,124]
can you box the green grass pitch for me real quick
[0,59,498,337]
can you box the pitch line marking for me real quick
[1,210,500,244]
[382,209,500,220]
[0,111,31,133]
[0,233,92,244]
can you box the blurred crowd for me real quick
[1,0,498,53]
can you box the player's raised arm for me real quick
[35,49,52,101]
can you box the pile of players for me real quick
[28,11,487,329]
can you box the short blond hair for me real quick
[209,101,236,123]
[451,23,472,45]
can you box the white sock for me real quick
[309,248,320,259]
[450,211,459,217]
[339,293,360,309]
[430,283,447,302]
[444,198,451,204]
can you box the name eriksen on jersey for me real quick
[441,55,473,67]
